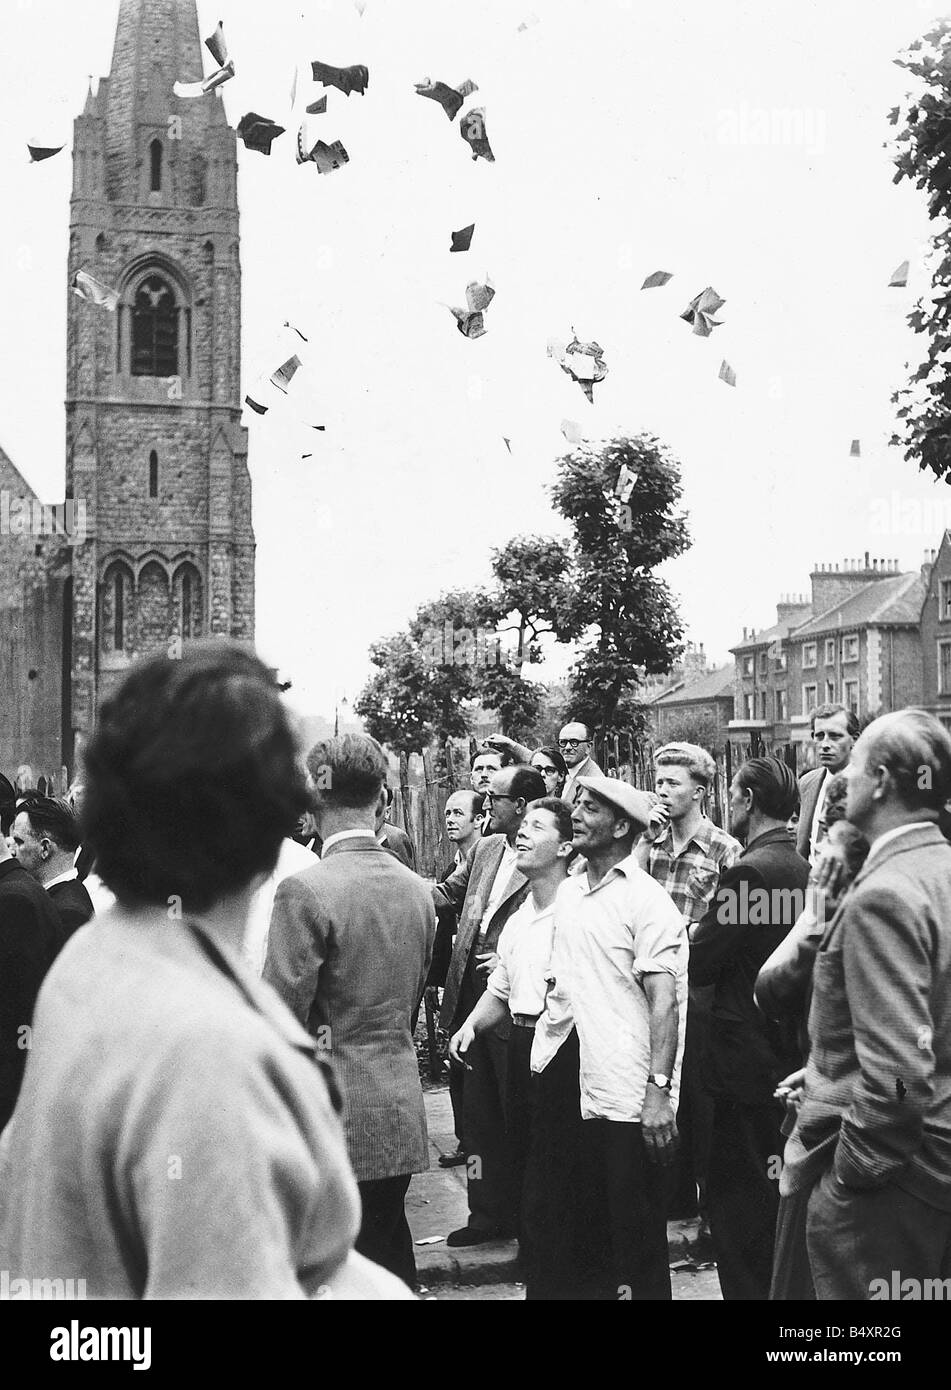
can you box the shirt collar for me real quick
[654,815,716,857]
[44,869,78,889]
[577,851,638,894]
[865,821,936,863]
[321,828,378,856]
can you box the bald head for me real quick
[845,708,951,836]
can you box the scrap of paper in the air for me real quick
[174,60,234,99]
[556,335,608,403]
[451,308,486,339]
[718,360,736,387]
[615,464,638,502]
[236,114,286,156]
[680,287,725,337]
[466,278,495,313]
[205,21,228,68]
[641,270,673,289]
[561,420,583,445]
[889,260,909,288]
[29,144,65,163]
[460,107,494,162]
[306,96,328,115]
[297,124,349,172]
[415,78,478,122]
[450,224,475,253]
[71,269,120,311]
[849,439,861,457]
[312,61,369,96]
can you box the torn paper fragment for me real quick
[311,61,369,96]
[641,270,673,289]
[889,260,909,288]
[71,269,119,310]
[450,224,475,253]
[718,359,736,387]
[460,107,494,161]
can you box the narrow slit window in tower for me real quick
[149,449,158,498]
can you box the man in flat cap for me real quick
[529,776,688,1299]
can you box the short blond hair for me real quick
[654,742,717,790]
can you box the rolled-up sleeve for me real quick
[631,877,688,981]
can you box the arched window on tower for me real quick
[100,561,133,657]
[173,563,203,641]
[149,449,159,498]
[150,139,162,193]
[181,571,193,637]
[131,276,178,377]
[113,571,125,650]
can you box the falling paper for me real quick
[517,13,540,31]
[236,113,286,156]
[466,278,495,313]
[641,270,673,289]
[415,1236,445,1245]
[71,269,119,311]
[615,464,638,502]
[174,60,234,100]
[205,21,229,68]
[306,95,328,116]
[312,61,369,96]
[270,356,302,394]
[556,335,608,403]
[718,359,737,387]
[28,144,64,163]
[680,286,725,337]
[450,224,475,253]
[547,338,567,360]
[561,419,583,444]
[415,77,478,122]
[297,127,349,172]
[849,439,861,457]
[451,307,486,339]
[889,260,909,288]
[503,437,512,453]
[284,321,309,342]
[460,107,494,162]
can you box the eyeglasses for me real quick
[534,765,559,776]
[558,738,586,749]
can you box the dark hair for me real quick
[307,733,387,810]
[470,747,502,770]
[0,774,15,837]
[531,746,568,779]
[527,796,576,850]
[822,772,849,829]
[18,796,81,854]
[82,641,307,912]
[810,702,861,740]
[507,766,548,805]
[735,756,799,821]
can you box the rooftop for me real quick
[792,571,925,639]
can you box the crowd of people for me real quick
[0,641,949,1301]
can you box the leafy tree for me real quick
[890,22,951,481]
[549,435,690,731]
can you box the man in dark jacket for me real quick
[690,756,809,1300]
[12,796,94,939]
[0,780,65,1129]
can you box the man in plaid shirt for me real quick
[636,743,741,1223]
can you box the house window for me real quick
[775,689,788,722]
[802,683,818,716]
[844,679,859,715]
[758,652,768,675]
[802,643,817,669]
[824,638,836,665]
[941,580,951,621]
[742,656,754,677]
[131,275,178,377]
[743,693,754,719]
[150,139,163,193]
[775,650,787,672]
[940,641,951,696]
[842,634,859,663]
[825,679,836,704]
[148,449,158,498]
[758,690,768,719]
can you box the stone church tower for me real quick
[65,0,253,764]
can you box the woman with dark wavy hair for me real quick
[0,642,409,1300]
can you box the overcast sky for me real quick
[1,0,949,718]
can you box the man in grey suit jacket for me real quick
[795,704,859,862]
[779,709,951,1300]
[434,764,547,1245]
[265,734,435,1287]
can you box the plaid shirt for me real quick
[638,817,742,930]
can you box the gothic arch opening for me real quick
[131,275,178,377]
[172,562,203,640]
[99,560,134,655]
[136,561,170,655]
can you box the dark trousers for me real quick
[448,1056,466,1152]
[706,1096,783,1300]
[523,1030,604,1300]
[581,1118,673,1300]
[504,1026,535,1248]
[806,1167,951,1300]
[668,987,714,1218]
[464,1028,514,1232]
[356,1175,415,1287]
[770,1188,816,1300]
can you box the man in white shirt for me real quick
[449,796,574,1254]
[796,704,859,863]
[532,775,688,1299]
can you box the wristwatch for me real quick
[647,1072,671,1090]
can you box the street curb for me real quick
[416,1220,710,1288]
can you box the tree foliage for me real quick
[890,22,951,481]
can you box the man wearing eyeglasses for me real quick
[796,704,860,864]
[559,722,603,804]
[433,764,547,1245]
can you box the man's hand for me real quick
[449,1022,476,1068]
[641,1084,678,1165]
[484,734,517,751]
[647,802,670,838]
[813,842,845,903]
[774,1065,806,1118]
[475,951,499,978]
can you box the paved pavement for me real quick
[409,1086,721,1296]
